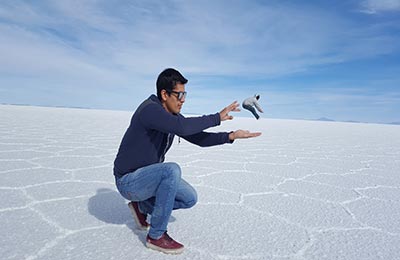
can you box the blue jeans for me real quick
[115,162,197,239]
[242,104,260,119]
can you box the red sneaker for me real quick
[146,232,184,254]
[128,201,149,230]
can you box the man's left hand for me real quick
[229,130,262,141]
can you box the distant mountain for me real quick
[315,117,335,122]
[344,120,361,123]
[389,122,400,125]
[313,118,364,123]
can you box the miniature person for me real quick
[242,94,264,119]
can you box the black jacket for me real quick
[113,95,232,177]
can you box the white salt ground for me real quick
[0,104,399,260]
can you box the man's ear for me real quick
[161,89,168,101]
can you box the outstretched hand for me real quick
[229,130,262,141]
[220,101,240,121]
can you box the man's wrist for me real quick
[228,131,235,141]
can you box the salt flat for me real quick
[0,104,399,260]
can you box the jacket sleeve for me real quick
[139,103,221,135]
[254,100,263,112]
[180,131,233,147]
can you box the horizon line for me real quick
[1,102,399,126]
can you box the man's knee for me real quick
[187,194,198,208]
[185,189,198,208]
[164,162,182,180]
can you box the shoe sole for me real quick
[128,202,150,231]
[146,242,184,254]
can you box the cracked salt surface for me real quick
[1,104,399,260]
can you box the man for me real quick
[242,94,264,120]
[114,68,261,254]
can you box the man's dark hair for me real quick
[156,68,188,100]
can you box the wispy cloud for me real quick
[360,0,400,14]
[1,1,398,78]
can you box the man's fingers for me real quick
[220,101,241,121]
[222,101,240,114]
[236,130,262,139]
[248,132,262,137]
[228,101,239,112]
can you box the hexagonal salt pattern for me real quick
[1,104,399,260]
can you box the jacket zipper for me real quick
[160,133,171,162]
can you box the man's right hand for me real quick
[220,101,240,121]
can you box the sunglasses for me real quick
[167,90,187,100]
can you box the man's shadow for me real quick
[87,188,176,245]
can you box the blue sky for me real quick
[0,0,399,123]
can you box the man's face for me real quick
[161,83,186,114]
